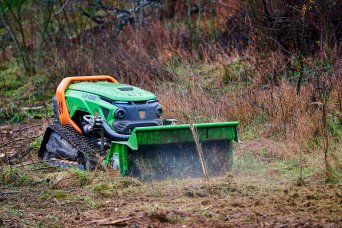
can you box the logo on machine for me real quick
[139,110,146,119]
[82,93,97,101]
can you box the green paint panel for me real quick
[68,81,156,102]
[129,121,239,148]
[65,89,117,124]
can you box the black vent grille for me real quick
[99,96,156,105]
[117,87,134,91]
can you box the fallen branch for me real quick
[0,160,54,171]
[29,166,57,172]
[254,211,267,217]
[21,106,44,111]
[0,137,37,149]
[96,215,144,226]
[11,124,44,132]
[9,147,33,160]
[0,191,20,195]
[190,122,210,190]
[233,149,250,163]
[200,206,211,211]
[14,160,49,168]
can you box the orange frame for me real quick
[56,76,118,133]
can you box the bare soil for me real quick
[0,120,341,227]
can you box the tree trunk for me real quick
[36,0,54,68]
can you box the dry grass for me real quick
[0,1,341,226]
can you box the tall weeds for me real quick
[0,0,340,180]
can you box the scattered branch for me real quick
[93,215,144,226]
[190,122,210,190]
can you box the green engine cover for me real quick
[64,81,157,125]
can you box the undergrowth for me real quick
[0,0,340,185]
[0,60,54,123]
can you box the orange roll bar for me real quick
[56,76,118,133]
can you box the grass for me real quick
[274,159,320,181]
[81,196,104,208]
[0,60,54,123]
[93,183,112,192]
[40,189,69,200]
[0,154,340,227]
[68,168,91,186]
[166,61,247,96]
[151,190,163,197]
[326,166,342,184]
[0,60,24,95]
[239,118,265,140]
[53,189,69,199]
[232,154,266,173]
[0,167,36,187]
[29,138,42,150]
[327,113,342,138]
[7,208,23,218]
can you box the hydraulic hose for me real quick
[101,121,130,141]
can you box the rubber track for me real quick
[48,123,102,168]
[48,158,85,170]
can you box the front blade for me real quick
[128,140,233,180]
[107,122,239,180]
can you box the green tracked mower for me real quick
[39,76,239,179]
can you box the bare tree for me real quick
[0,0,34,75]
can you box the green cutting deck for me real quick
[105,121,239,177]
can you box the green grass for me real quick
[81,196,104,208]
[0,167,36,187]
[40,190,51,200]
[327,113,342,138]
[40,189,69,200]
[151,190,163,197]
[93,183,112,192]
[232,154,266,173]
[42,189,70,200]
[30,138,42,149]
[0,60,54,122]
[274,159,319,181]
[92,183,116,197]
[68,168,91,186]
[53,189,69,199]
[325,166,342,184]
[0,59,24,92]
[7,208,24,218]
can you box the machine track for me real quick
[48,158,86,170]
[39,123,103,170]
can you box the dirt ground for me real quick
[0,120,341,227]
